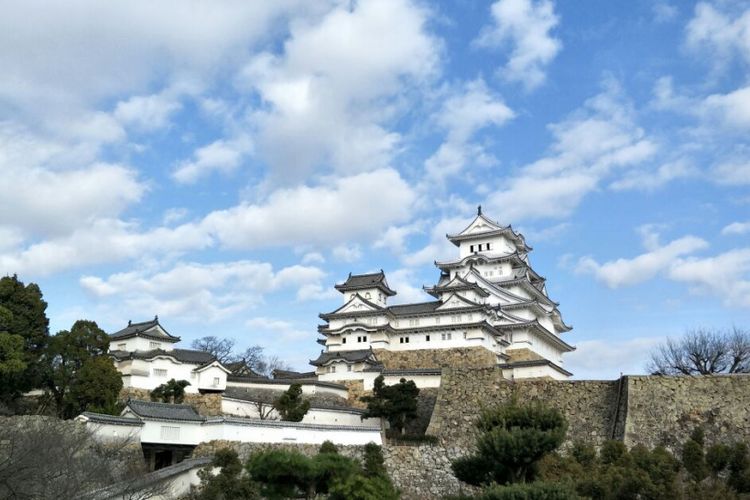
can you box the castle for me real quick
[312,207,575,386]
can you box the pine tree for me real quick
[273,383,310,422]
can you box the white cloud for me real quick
[114,92,183,131]
[475,0,562,90]
[486,81,657,221]
[80,260,326,321]
[609,160,698,191]
[566,337,665,379]
[387,268,431,305]
[162,207,190,225]
[722,221,750,235]
[702,86,750,130]
[403,215,468,267]
[245,317,309,342]
[425,79,514,183]
[301,252,325,265]
[240,0,438,181]
[201,168,416,249]
[172,136,253,184]
[712,161,750,185]
[374,223,423,255]
[577,232,708,288]
[332,245,363,263]
[653,2,678,24]
[669,248,750,307]
[685,2,750,69]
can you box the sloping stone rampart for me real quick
[374,347,497,370]
[118,388,222,416]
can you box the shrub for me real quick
[319,440,338,454]
[246,449,316,499]
[328,473,399,500]
[311,452,360,495]
[682,428,709,482]
[362,442,388,478]
[473,481,578,500]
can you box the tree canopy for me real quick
[452,401,568,486]
[648,327,750,375]
[360,376,419,435]
[44,319,121,418]
[151,378,191,404]
[273,383,310,422]
[191,336,289,376]
[0,275,50,402]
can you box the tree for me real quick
[0,306,26,377]
[151,378,191,404]
[0,415,159,500]
[191,336,291,377]
[360,376,419,435]
[273,383,310,422]
[246,449,317,499]
[0,275,50,402]
[648,327,750,375]
[362,443,388,478]
[44,319,115,417]
[452,402,568,486]
[190,448,259,500]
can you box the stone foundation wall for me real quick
[624,374,750,450]
[426,367,623,450]
[374,347,497,370]
[505,348,545,362]
[334,380,368,409]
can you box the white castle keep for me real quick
[311,208,575,384]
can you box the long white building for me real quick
[311,208,575,383]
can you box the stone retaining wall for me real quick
[374,347,497,370]
[119,388,223,416]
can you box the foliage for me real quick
[452,402,567,486]
[246,449,317,499]
[0,275,50,402]
[362,442,388,478]
[0,306,26,377]
[312,451,361,494]
[272,383,310,422]
[681,427,708,482]
[44,319,118,418]
[190,448,259,500]
[151,378,191,404]
[360,375,420,435]
[450,481,578,500]
[648,327,750,375]
[328,473,400,500]
[728,443,750,493]
[319,440,339,454]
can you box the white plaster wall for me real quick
[204,420,382,446]
[380,373,441,389]
[502,364,568,381]
[111,336,174,352]
[117,357,201,393]
[196,365,227,391]
[82,421,142,443]
[139,420,204,445]
[224,379,349,399]
[221,398,380,427]
[458,234,514,259]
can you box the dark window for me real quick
[487,242,492,250]
[342,337,347,344]
[426,335,430,341]
[470,244,474,252]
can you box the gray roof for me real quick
[226,375,348,390]
[223,387,356,411]
[109,317,180,342]
[498,359,573,377]
[272,369,316,379]
[387,301,441,316]
[110,348,216,365]
[125,400,204,422]
[310,349,375,366]
[80,412,144,426]
[334,270,396,296]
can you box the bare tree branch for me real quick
[648,327,750,375]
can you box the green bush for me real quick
[192,448,259,500]
[728,443,750,493]
[319,440,339,454]
[362,442,388,478]
[453,402,567,486]
[682,428,709,482]
[311,451,361,494]
[706,443,732,476]
[246,449,316,499]
[474,481,578,500]
[328,473,400,500]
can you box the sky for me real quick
[1,0,749,379]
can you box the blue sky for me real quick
[1,0,749,379]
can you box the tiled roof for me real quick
[272,369,316,379]
[309,349,375,366]
[387,301,441,316]
[225,375,348,390]
[125,399,204,422]
[109,317,180,342]
[79,412,144,426]
[334,270,396,296]
[110,348,216,365]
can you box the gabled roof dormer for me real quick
[109,316,180,343]
[334,270,396,296]
[446,206,531,253]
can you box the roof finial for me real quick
[154,314,158,321]
[477,204,482,216]
[128,320,131,326]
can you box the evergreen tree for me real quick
[452,401,567,486]
[0,306,26,377]
[0,275,50,402]
[273,383,310,422]
[360,376,420,435]
[151,378,191,404]
[67,356,123,415]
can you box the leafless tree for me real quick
[252,399,277,420]
[191,336,236,364]
[0,416,165,500]
[647,327,750,375]
[191,337,291,377]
